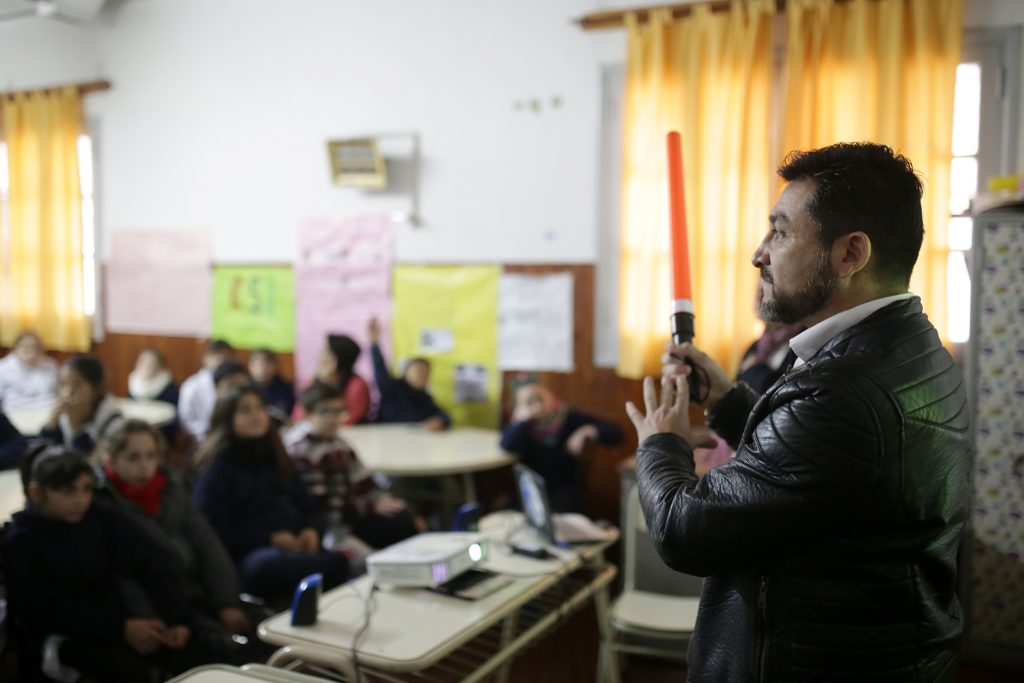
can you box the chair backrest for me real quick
[622,480,703,597]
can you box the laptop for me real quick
[514,464,613,545]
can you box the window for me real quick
[0,133,97,325]
[949,27,1021,344]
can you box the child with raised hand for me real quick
[500,381,624,514]
[191,385,349,601]
[39,355,124,455]
[95,419,251,639]
[367,318,450,430]
[5,445,210,681]
[0,330,58,409]
[284,382,422,552]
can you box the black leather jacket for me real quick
[636,298,969,682]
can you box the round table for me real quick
[4,397,176,436]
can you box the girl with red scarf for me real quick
[95,420,251,641]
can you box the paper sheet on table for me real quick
[498,272,574,372]
[392,265,500,428]
[294,216,394,395]
[106,229,211,337]
[211,266,295,351]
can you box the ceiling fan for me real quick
[0,0,104,26]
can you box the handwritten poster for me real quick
[294,216,395,393]
[211,266,295,351]
[498,272,574,371]
[106,229,211,337]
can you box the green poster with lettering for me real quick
[212,266,295,351]
[392,265,499,428]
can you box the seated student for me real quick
[249,348,295,423]
[735,321,801,394]
[0,411,28,470]
[5,445,211,682]
[284,382,423,551]
[367,318,450,430]
[500,382,623,514]
[39,355,124,456]
[311,333,372,425]
[95,420,251,642]
[128,347,179,406]
[191,385,349,600]
[128,346,181,443]
[179,339,235,443]
[213,360,252,397]
[0,330,59,409]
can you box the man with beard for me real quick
[625,143,969,682]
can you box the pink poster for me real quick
[294,216,394,398]
[106,229,211,337]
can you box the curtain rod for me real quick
[576,0,874,31]
[1,79,111,100]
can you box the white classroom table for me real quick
[259,511,622,683]
[167,664,327,682]
[0,469,25,523]
[340,423,515,503]
[4,398,176,436]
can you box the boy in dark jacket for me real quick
[5,445,210,682]
[367,318,450,430]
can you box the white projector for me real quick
[367,532,488,588]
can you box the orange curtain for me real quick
[781,0,964,341]
[617,2,775,378]
[0,87,90,351]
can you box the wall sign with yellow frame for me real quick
[326,138,388,189]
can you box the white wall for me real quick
[76,0,622,264]
[2,1,1020,265]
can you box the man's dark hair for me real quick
[300,380,344,414]
[20,443,94,494]
[205,339,234,356]
[213,360,250,387]
[778,142,924,287]
[64,355,106,391]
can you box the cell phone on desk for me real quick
[430,569,513,601]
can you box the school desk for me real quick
[167,663,326,682]
[4,398,176,436]
[258,511,622,683]
[0,469,24,522]
[339,423,515,503]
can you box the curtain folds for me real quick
[0,86,89,351]
[618,1,775,379]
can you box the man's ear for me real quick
[832,231,872,279]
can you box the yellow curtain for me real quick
[0,87,90,351]
[781,0,964,342]
[618,1,775,378]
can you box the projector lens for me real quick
[468,543,483,562]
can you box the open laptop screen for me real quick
[514,463,555,544]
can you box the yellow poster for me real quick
[392,265,499,428]
[212,265,295,352]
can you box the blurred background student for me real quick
[249,348,295,424]
[501,380,622,514]
[0,410,28,470]
[179,339,235,443]
[0,331,58,410]
[40,355,124,456]
[191,385,349,601]
[128,346,181,444]
[311,334,371,425]
[368,318,449,431]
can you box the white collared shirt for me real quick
[790,293,914,368]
